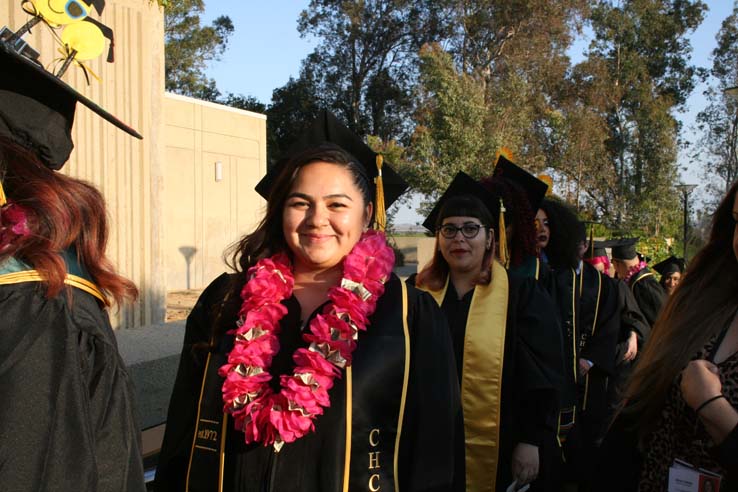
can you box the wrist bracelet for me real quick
[695,394,725,415]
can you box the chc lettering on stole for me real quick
[368,428,381,491]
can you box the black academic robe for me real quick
[628,267,666,328]
[548,263,620,412]
[410,273,564,491]
[0,281,146,491]
[606,280,651,416]
[154,273,459,492]
[545,262,621,489]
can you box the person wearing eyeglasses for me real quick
[408,172,564,492]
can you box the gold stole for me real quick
[419,261,509,491]
[0,270,107,304]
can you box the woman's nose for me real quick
[306,204,329,227]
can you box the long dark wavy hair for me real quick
[624,180,738,439]
[540,198,582,270]
[479,176,537,268]
[0,138,137,305]
[416,194,495,290]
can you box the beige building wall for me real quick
[3,0,166,329]
[163,93,267,291]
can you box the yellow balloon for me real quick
[31,0,90,26]
[61,22,105,61]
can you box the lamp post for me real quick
[675,184,697,261]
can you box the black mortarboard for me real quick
[493,155,549,212]
[255,110,408,209]
[586,239,615,258]
[610,237,639,260]
[653,256,685,276]
[0,41,142,170]
[422,172,500,232]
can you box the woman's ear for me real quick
[364,202,374,231]
[487,228,495,251]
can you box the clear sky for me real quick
[202,1,735,224]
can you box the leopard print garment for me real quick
[639,336,738,491]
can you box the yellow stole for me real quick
[0,269,107,304]
[419,261,509,491]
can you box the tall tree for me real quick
[297,0,450,139]
[695,3,738,204]
[164,0,233,100]
[403,0,587,212]
[564,0,706,234]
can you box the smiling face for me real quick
[535,208,550,251]
[663,272,682,294]
[282,161,372,273]
[438,216,492,275]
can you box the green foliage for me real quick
[560,0,706,237]
[297,0,448,139]
[164,0,234,99]
[403,43,491,215]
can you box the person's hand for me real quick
[578,358,592,376]
[511,442,539,485]
[680,359,722,411]
[622,331,638,362]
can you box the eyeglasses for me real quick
[438,223,484,239]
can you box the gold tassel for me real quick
[494,146,514,166]
[374,154,386,231]
[538,174,553,196]
[498,198,509,268]
[0,181,6,207]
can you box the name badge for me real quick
[668,459,721,492]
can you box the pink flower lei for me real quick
[219,230,395,451]
[623,259,649,283]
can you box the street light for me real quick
[675,184,697,261]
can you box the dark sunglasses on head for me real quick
[438,223,484,239]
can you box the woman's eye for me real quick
[329,202,347,208]
[289,200,309,208]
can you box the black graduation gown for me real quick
[628,267,665,328]
[548,263,620,412]
[606,280,651,415]
[155,273,459,492]
[0,281,146,491]
[545,262,621,489]
[421,273,564,491]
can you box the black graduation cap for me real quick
[0,40,142,170]
[586,239,616,259]
[422,172,500,232]
[610,237,639,260]
[492,155,549,212]
[254,110,408,209]
[653,256,685,276]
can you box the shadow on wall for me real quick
[178,246,197,289]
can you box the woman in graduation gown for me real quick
[0,44,145,490]
[652,255,685,296]
[537,199,621,491]
[154,113,459,492]
[409,172,564,492]
[597,180,738,491]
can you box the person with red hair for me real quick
[0,42,145,490]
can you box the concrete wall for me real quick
[163,93,267,291]
[3,0,166,328]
